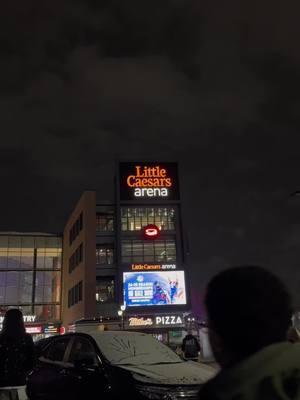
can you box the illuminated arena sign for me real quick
[131,263,177,271]
[119,162,179,201]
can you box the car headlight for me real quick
[136,385,174,400]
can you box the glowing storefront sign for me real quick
[127,166,171,198]
[119,162,179,201]
[44,325,59,334]
[131,264,177,271]
[0,315,36,324]
[155,315,183,326]
[144,224,160,239]
[127,314,184,328]
[128,317,154,327]
[26,326,42,334]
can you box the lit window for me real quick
[121,207,175,231]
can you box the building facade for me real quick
[62,162,191,345]
[0,232,62,340]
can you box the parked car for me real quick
[26,331,216,400]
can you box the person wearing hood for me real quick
[0,309,35,390]
[198,265,300,400]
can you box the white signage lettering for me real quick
[134,188,169,198]
[161,264,176,270]
[0,315,36,324]
[155,315,183,326]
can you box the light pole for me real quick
[118,304,126,330]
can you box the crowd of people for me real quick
[0,265,299,400]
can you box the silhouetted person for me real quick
[181,331,200,360]
[198,266,300,400]
[0,309,35,388]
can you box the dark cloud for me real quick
[1,0,300,309]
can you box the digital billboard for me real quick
[123,271,187,307]
[119,162,179,201]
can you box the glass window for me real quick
[96,277,114,303]
[0,236,8,248]
[36,249,45,269]
[19,271,33,303]
[34,305,61,321]
[0,272,6,303]
[45,338,70,362]
[35,271,61,303]
[20,249,34,269]
[96,213,114,232]
[7,248,21,269]
[121,207,176,231]
[121,240,176,263]
[0,250,7,269]
[68,337,98,366]
[68,281,82,308]
[78,281,82,302]
[121,241,131,263]
[96,245,114,265]
[37,248,62,270]
[0,271,33,304]
[69,215,83,245]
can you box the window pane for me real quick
[35,271,60,303]
[121,242,131,258]
[20,272,33,303]
[96,214,114,232]
[7,249,21,269]
[68,338,98,366]
[121,207,176,231]
[96,245,114,265]
[121,239,176,263]
[0,272,6,303]
[36,249,45,269]
[45,338,70,362]
[5,272,19,303]
[35,271,45,303]
[96,278,114,303]
[34,305,61,321]
[0,252,7,269]
[0,236,8,247]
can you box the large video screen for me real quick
[123,271,187,307]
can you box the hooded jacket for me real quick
[198,342,300,400]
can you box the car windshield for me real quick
[90,332,183,366]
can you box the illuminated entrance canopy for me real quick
[119,162,179,201]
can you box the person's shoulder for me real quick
[24,333,34,344]
[198,375,220,400]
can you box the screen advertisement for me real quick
[119,162,179,201]
[123,271,187,307]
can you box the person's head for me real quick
[205,266,292,367]
[2,308,26,337]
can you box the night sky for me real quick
[1,0,300,312]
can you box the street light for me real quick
[118,304,126,329]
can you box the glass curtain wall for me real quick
[0,235,62,322]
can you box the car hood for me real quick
[119,361,217,385]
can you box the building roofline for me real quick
[0,232,62,237]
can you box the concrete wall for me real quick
[62,191,96,327]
